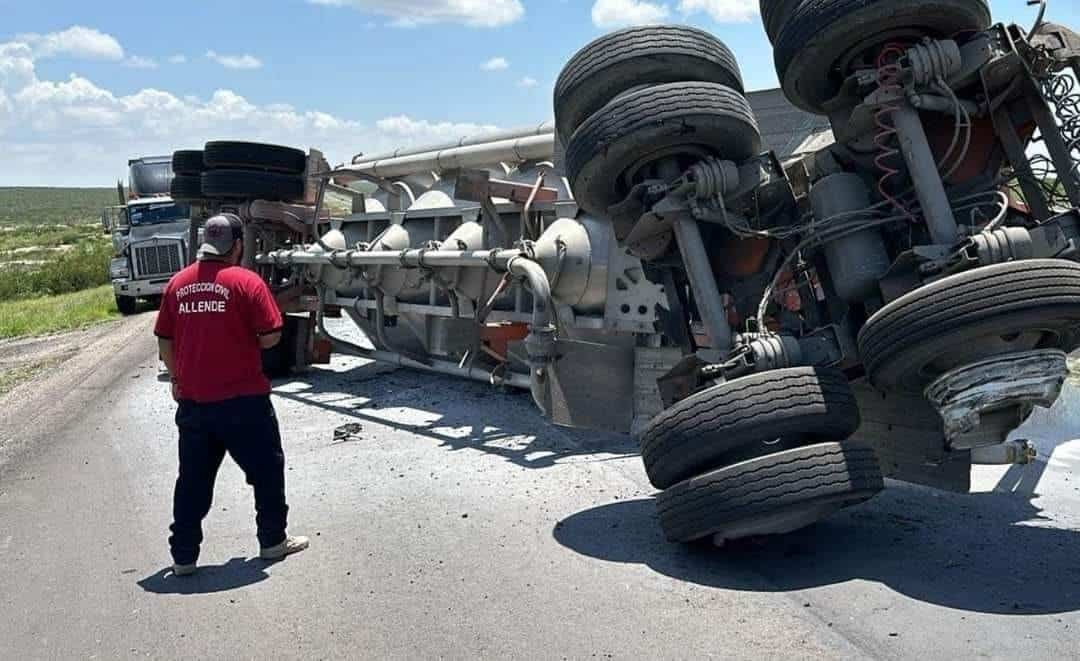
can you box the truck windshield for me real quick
[129,202,190,226]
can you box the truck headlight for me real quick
[110,258,130,279]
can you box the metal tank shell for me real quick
[531,217,610,314]
[434,220,500,304]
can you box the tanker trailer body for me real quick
[265,124,675,436]
[180,2,1080,546]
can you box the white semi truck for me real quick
[106,156,194,314]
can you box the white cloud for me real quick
[205,50,263,70]
[481,57,509,71]
[307,0,524,28]
[0,90,12,133]
[592,0,669,28]
[591,0,757,27]
[0,34,501,186]
[16,26,124,61]
[167,54,187,64]
[0,43,36,91]
[375,115,498,142]
[124,55,158,69]
[676,0,757,22]
[517,76,538,89]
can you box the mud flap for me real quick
[848,379,972,493]
[546,340,635,433]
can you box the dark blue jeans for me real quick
[170,395,288,565]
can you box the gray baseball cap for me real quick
[197,213,243,259]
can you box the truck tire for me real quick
[115,295,137,316]
[554,25,743,143]
[203,141,307,174]
[657,442,883,543]
[641,367,859,490]
[201,169,305,202]
[169,174,203,200]
[772,0,991,113]
[759,0,801,43]
[171,150,205,176]
[565,82,760,216]
[858,259,1080,391]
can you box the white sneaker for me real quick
[172,562,197,576]
[260,535,309,560]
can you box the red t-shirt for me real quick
[154,261,283,403]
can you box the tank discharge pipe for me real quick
[506,256,558,415]
[261,247,524,270]
[345,135,555,180]
[354,122,555,164]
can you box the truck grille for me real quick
[133,243,183,278]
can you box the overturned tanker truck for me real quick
[171,2,1080,545]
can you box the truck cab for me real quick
[109,197,192,314]
[108,155,195,315]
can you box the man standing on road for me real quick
[154,213,308,576]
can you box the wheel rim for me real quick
[775,0,991,112]
[833,28,926,81]
[621,145,713,193]
[872,315,1075,390]
[921,327,1060,379]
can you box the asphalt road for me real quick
[2,314,1080,659]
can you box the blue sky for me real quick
[0,0,1075,185]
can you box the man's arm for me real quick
[158,337,180,400]
[247,274,284,348]
[259,332,282,349]
[154,283,179,400]
[158,337,176,374]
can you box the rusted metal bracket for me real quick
[453,169,559,205]
[1029,21,1080,72]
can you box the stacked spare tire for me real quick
[171,141,308,203]
[555,25,886,545]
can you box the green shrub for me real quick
[0,240,113,301]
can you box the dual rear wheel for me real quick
[554,26,760,217]
[640,367,882,544]
[761,0,991,113]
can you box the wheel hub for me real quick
[923,329,1049,377]
[923,349,1068,449]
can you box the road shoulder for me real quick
[0,313,158,474]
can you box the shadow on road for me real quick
[137,557,269,594]
[272,362,638,470]
[554,479,1080,616]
